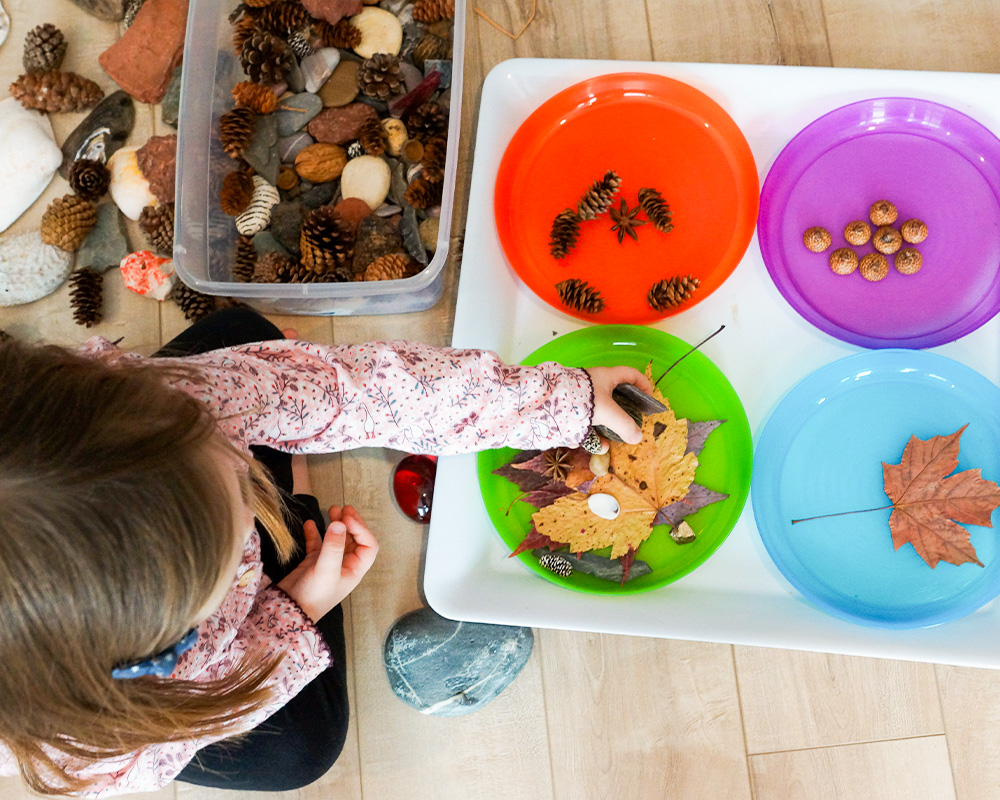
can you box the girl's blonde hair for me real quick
[0,338,296,794]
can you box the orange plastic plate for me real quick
[494,72,759,324]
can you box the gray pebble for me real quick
[277,131,314,162]
[275,92,323,137]
[242,114,280,186]
[77,202,129,273]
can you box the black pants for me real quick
[161,307,350,791]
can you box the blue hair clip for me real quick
[111,628,199,679]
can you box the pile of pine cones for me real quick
[11,23,103,113]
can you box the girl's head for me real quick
[0,338,293,793]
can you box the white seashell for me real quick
[587,493,620,520]
[406,163,422,183]
[301,48,341,93]
[0,98,62,233]
[235,175,280,236]
[0,230,73,306]
[0,2,9,49]
[340,155,391,211]
[108,146,157,220]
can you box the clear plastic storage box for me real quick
[174,0,464,315]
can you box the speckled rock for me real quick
[0,230,74,306]
[308,103,379,145]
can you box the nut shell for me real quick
[895,248,923,275]
[803,226,831,252]
[829,247,858,275]
[859,253,889,282]
[294,143,348,183]
[901,218,928,244]
[843,220,871,246]
[869,200,898,226]
[872,226,902,255]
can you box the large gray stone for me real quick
[243,114,280,186]
[383,607,533,717]
[275,92,323,138]
[59,91,135,179]
[77,202,130,273]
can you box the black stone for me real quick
[269,201,306,257]
[59,91,135,179]
[352,215,403,272]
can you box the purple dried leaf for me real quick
[685,419,725,456]
[520,482,576,510]
[655,483,729,527]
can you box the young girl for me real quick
[0,306,649,797]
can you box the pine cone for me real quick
[300,206,354,275]
[405,102,448,144]
[252,250,296,282]
[357,53,405,101]
[312,18,361,49]
[123,0,146,27]
[538,553,573,577]
[232,81,278,114]
[219,107,256,159]
[287,31,315,60]
[245,0,280,7]
[413,0,455,22]
[23,23,67,74]
[346,141,364,159]
[363,253,415,281]
[260,1,312,36]
[220,170,256,215]
[232,235,257,282]
[139,203,175,255]
[40,195,97,251]
[577,170,621,221]
[67,159,111,202]
[68,268,103,327]
[421,136,447,182]
[9,70,103,113]
[412,33,451,69]
[171,282,218,322]
[358,117,388,157]
[405,176,443,209]
[232,15,259,55]
[638,187,673,233]
[647,275,700,312]
[240,31,294,85]
[549,209,581,260]
[555,278,604,314]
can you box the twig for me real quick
[474,0,538,40]
[791,505,893,524]
[654,324,725,387]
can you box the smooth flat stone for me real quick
[399,61,423,93]
[108,146,157,220]
[252,230,290,257]
[301,182,336,208]
[277,131,314,162]
[301,48,341,94]
[319,60,360,107]
[383,607,533,717]
[275,92,323,137]
[243,114,280,186]
[352,7,402,58]
[160,66,182,127]
[424,59,452,89]
[308,103,378,145]
[77,202,129,273]
[340,154,390,210]
[351,214,401,271]
[0,230,73,306]
[0,99,62,234]
[59,91,135,179]
[65,0,127,20]
[285,59,305,94]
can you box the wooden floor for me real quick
[2,0,1000,798]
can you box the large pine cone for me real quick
[139,203,175,255]
[637,187,673,233]
[260,1,312,36]
[232,235,257,282]
[405,102,448,144]
[577,170,621,221]
[253,250,296,283]
[358,117,388,157]
[312,19,361,49]
[549,209,580,260]
[421,136,447,182]
[67,159,111,202]
[412,33,451,69]
[23,23,67,74]
[240,31,294,85]
[232,81,278,114]
[40,195,97,251]
[10,70,103,113]
[413,0,455,22]
[647,275,700,312]
[363,253,416,281]
[221,170,256,215]
[220,107,256,159]
[357,53,405,101]
[68,268,103,327]
[405,176,443,209]
[172,282,217,322]
[232,16,259,55]
[555,278,604,314]
[300,206,354,275]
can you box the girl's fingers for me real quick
[327,505,343,522]
[609,365,654,395]
[316,521,348,572]
[302,520,322,554]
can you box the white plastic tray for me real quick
[424,58,1000,668]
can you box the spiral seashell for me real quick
[234,175,280,236]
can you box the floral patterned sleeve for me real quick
[161,339,595,455]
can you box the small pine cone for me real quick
[68,268,103,328]
[413,0,455,22]
[67,159,111,202]
[405,176,443,209]
[232,16,259,55]
[232,81,278,114]
[123,0,146,27]
[577,170,621,221]
[300,206,354,274]
[358,117,388,157]
[421,137,447,182]
[9,70,103,113]
[538,553,573,578]
[637,187,673,233]
[40,195,97,251]
[232,235,257,282]
[220,170,256,215]
[346,141,364,159]
[555,278,604,314]
[219,107,256,159]
[252,250,296,282]
[357,53,405,101]
[23,23,67,74]
[405,102,448,144]
[364,253,414,281]
[549,209,580,260]
[287,31,315,60]
[171,282,218,322]
[412,33,451,69]
[312,18,361,49]
[241,31,294,85]
[260,1,312,36]
[138,203,175,255]
[647,275,700,312]
[245,0,280,7]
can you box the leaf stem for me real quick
[791,505,893,524]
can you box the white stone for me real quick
[108,146,157,220]
[340,155,391,211]
[587,493,621,520]
[301,48,341,94]
[0,98,62,234]
[0,230,73,306]
[351,7,403,58]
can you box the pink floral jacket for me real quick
[0,337,593,796]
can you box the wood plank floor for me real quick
[1,1,998,797]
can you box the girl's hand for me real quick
[585,366,655,448]
[277,505,378,622]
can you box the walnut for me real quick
[829,247,858,275]
[843,220,871,246]
[869,200,898,226]
[859,253,889,282]
[872,226,902,255]
[803,226,831,252]
[294,143,348,183]
[901,219,928,244]
[895,248,923,275]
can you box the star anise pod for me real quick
[542,448,573,482]
[609,197,645,244]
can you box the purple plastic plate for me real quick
[759,97,1000,349]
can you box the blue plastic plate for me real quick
[752,349,1000,628]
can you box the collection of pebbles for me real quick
[803,199,928,282]
[219,0,456,285]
